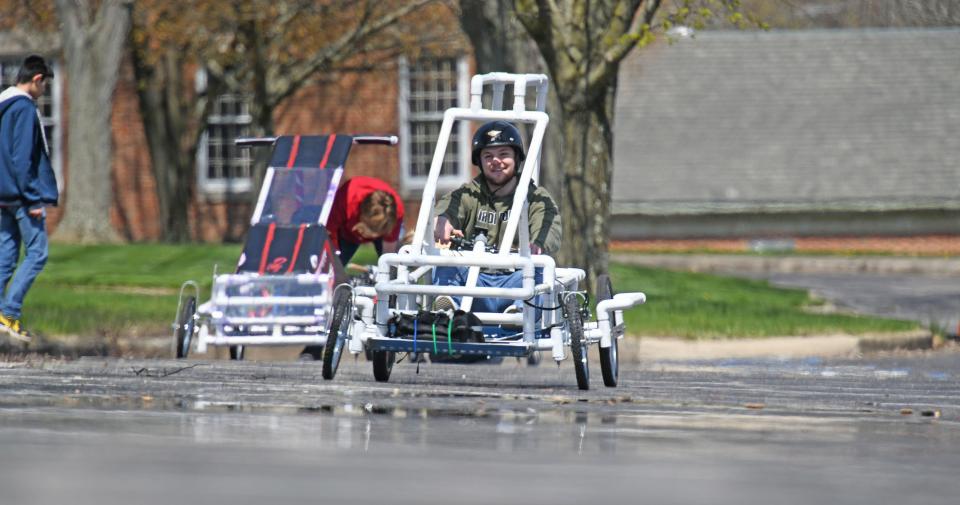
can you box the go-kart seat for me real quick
[291,205,324,224]
[236,223,330,275]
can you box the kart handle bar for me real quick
[235,135,398,147]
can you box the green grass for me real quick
[15,244,918,339]
[26,243,243,337]
[23,243,382,338]
[609,263,919,339]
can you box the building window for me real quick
[197,86,253,195]
[0,57,63,192]
[398,56,469,195]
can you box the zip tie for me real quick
[447,318,454,355]
[412,316,418,355]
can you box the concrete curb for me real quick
[619,330,933,361]
[610,253,960,276]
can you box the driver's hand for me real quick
[434,216,463,245]
[530,244,543,255]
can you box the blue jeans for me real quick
[432,266,543,338]
[0,206,48,319]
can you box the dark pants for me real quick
[338,238,383,265]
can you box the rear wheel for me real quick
[322,289,353,380]
[173,296,197,359]
[229,345,245,360]
[372,351,395,382]
[597,274,619,387]
[565,295,589,390]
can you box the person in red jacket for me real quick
[301,176,404,361]
[325,176,405,264]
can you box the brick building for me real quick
[3,30,475,242]
[5,26,958,245]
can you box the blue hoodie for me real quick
[0,88,59,209]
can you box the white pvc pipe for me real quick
[219,315,322,325]
[500,117,548,254]
[596,292,646,347]
[378,251,536,270]
[213,296,329,306]
[214,273,330,286]
[459,234,488,312]
[207,336,326,346]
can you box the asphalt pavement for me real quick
[1,353,959,505]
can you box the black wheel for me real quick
[372,350,395,382]
[526,350,542,366]
[322,288,353,380]
[565,295,589,390]
[173,296,197,359]
[229,345,245,360]
[597,274,619,387]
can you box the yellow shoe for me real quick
[0,313,30,343]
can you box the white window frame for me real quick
[398,55,470,197]
[0,57,63,192]
[195,69,253,195]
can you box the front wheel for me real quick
[173,296,197,359]
[597,274,619,387]
[322,288,353,380]
[372,350,395,382]
[565,295,589,390]
[229,345,245,360]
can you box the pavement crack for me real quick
[131,363,205,378]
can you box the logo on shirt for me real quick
[476,209,509,225]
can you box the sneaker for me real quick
[0,313,30,343]
[504,304,520,314]
[432,295,458,312]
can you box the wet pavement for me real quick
[2,351,960,504]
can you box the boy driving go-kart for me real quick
[318,72,647,390]
[431,120,560,319]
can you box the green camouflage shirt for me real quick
[435,175,562,254]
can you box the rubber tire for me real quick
[229,345,245,360]
[597,274,619,387]
[173,296,197,359]
[565,295,589,390]
[372,350,395,382]
[322,289,352,380]
[526,350,542,366]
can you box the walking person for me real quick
[0,55,57,342]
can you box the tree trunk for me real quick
[555,84,616,292]
[52,0,129,243]
[245,17,276,209]
[131,48,197,242]
[246,101,275,210]
[458,0,564,194]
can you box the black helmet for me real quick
[471,120,526,166]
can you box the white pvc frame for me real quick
[351,73,647,363]
[349,73,570,360]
